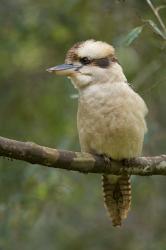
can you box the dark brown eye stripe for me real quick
[93,58,110,68]
[66,42,118,67]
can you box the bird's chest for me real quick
[78,91,112,139]
[77,84,144,159]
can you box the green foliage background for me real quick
[0,0,166,249]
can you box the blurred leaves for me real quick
[144,19,166,40]
[146,0,166,40]
[119,26,144,46]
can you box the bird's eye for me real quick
[80,57,91,65]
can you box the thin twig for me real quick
[146,0,166,35]
[156,5,166,13]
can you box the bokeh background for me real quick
[0,0,166,249]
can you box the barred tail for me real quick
[102,174,131,227]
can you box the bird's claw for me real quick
[102,154,111,168]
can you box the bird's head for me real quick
[47,39,126,90]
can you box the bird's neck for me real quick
[70,62,127,93]
[79,63,128,96]
[106,62,127,84]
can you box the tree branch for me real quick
[0,136,166,176]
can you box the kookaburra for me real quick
[47,40,148,226]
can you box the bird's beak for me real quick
[46,64,80,76]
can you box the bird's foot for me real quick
[90,151,111,168]
[122,158,128,166]
[102,154,112,168]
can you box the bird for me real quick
[47,39,148,227]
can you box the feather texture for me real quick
[102,175,131,226]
